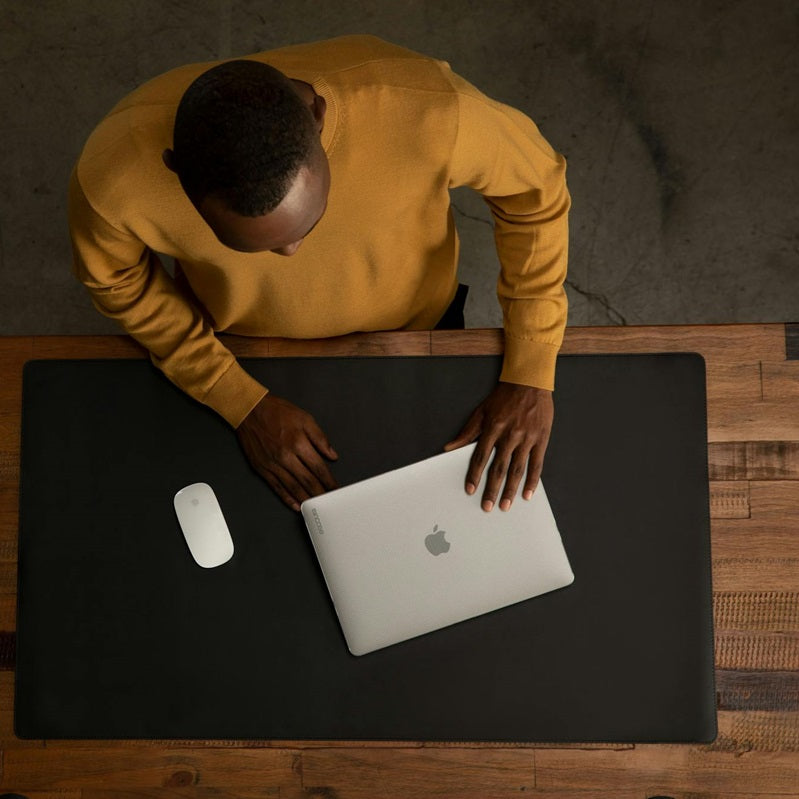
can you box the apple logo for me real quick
[425,524,450,556]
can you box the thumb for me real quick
[443,411,482,451]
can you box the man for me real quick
[68,34,570,514]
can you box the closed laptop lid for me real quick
[301,442,575,655]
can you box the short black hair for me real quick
[171,59,318,216]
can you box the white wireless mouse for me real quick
[173,482,234,568]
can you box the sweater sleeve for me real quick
[445,69,570,392]
[67,167,267,427]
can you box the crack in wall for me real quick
[451,203,493,227]
[565,278,627,324]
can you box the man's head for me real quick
[163,59,329,256]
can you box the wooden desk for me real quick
[0,325,797,796]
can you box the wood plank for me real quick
[711,525,799,561]
[708,441,799,480]
[0,445,19,483]
[763,360,799,400]
[1,381,22,418]
[0,537,16,562]
[709,398,799,442]
[0,593,16,630]
[111,792,281,799]
[430,329,504,355]
[714,708,799,753]
[0,561,17,595]
[299,748,534,798]
[715,632,799,671]
[534,745,799,791]
[709,481,750,518]
[2,747,300,791]
[559,323,784,363]
[710,482,799,559]
[0,336,35,358]
[29,336,146,360]
[266,332,431,357]
[0,669,13,710]
[708,442,748,480]
[0,485,19,542]
[716,670,799,711]
[0,630,14,673]
[750,480,799,520]
[705,361,763,404]
[486,795,798,799]
[724,711,799,753]
[746,442,799,480]
[76,791,799,799]
[708,442,799,480]
[713,558,799,592]
[0,708,42,752]
[714,591,799,632]
[455,794,795,799]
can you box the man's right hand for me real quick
[236,392,339,511]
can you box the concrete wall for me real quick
[1,0,797,333]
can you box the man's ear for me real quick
[311,94,326,135]
[162,149,177,172]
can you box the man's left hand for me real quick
[443,382,554,512]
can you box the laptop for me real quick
[301,442,574,655]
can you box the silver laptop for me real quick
[300,442,574,655]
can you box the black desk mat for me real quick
[15,353,716,741]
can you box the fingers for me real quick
[262,468,304,513]
[306,417,339,462]
[479,426,551,512]
[258,447,336,512]
[464,439,497,505]
[236,395,339,512]
[443,409,483,452]
[523,426,550,500]
[297,444,339,493]
[470,437,529,512]
[269,435,339,509]
[499,447,530,510]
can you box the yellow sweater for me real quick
[68,35,570,428]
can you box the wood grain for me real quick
[0,485,19,542]
[267,331,432,357]
[86,790,280,799]
[3,747,300,791]
[708,441,748,480]
[745,442,799,480]
[709,442,799,480]
[714,592,799,632]
[708,398,799,442]
[558,323,785,362]
[762,360,799,399]
[716,670,799,712]
[0,593,16,630]
[709,480,750,518]
[298,748,534,798]
[533,746,799,791]
[712,557,799,592]
[722,710,799,752]
[715,632,799,671]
